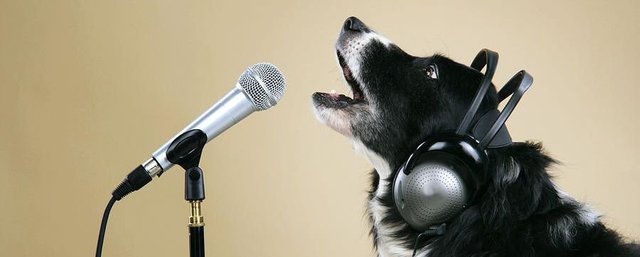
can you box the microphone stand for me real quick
[186,167,205,257]
[166,129,209,257]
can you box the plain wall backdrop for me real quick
[1,1,638,257]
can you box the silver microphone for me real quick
[110,63,284,201]
[142,63,286,177]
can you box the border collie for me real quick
[312,17,639,257]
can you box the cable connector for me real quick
[112,165,152,201]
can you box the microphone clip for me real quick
[166,129,208,171]
[166,129,208,201]
[166,129,207,202]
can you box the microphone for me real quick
[111,63,286,200]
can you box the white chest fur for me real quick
[353,140,430,257]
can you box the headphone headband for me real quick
[456,49,499,136]
[455,49,533,149]
[479,71,533,148]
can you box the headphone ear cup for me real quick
[393,152,476,231]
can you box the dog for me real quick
[312,17,639,257]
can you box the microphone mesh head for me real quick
[238,63,286,111]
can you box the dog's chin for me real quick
[312,102,353,137]
[312,92,370,138]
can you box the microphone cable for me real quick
[96,197,117,257]
[95,165,153,257]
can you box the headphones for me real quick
[392,49,534,234]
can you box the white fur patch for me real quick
[555,187,600,225]
[353,140,391,181]
[550,186,601,246]
[369,193,431,257]
[575,203,599,225]
[363,31,394,48]
[354,140,431,257]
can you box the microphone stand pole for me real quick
[186,167,205,257]
[166,129,209,257]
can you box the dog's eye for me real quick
[425,64,438,79]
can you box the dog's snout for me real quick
[343,16,369,33]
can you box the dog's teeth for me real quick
[330,89,337,95]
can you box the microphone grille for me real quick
[238,63,286,111]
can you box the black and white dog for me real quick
[312,17,639,257]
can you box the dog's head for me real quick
[312,17,498,169]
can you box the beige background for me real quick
[1,1,639,257]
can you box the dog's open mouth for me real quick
[313,51,367,108]
[338,52,366,102]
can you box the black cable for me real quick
[96,165,152,257]
[96,197,117,257]
[412,224,447,257]
[412,232,428,257]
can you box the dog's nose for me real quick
[343,16,369,32]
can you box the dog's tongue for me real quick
[328,89,339,99]
[328,89,350,102]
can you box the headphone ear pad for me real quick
[393,152,476,231]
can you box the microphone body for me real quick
[150,86,255,173]
[112,63,285,200]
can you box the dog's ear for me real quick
[480,143,561,228]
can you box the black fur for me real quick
[372,143,639,257]
[313,17,639,257]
